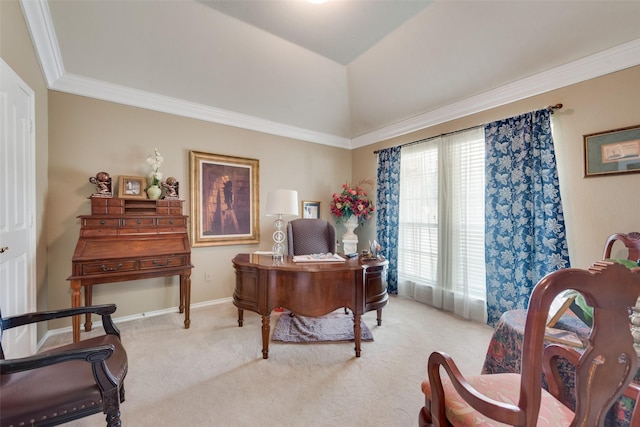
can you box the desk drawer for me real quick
[139,255,187,270]
[121,217,156,227]
[157,217,187,233]
[82,218,120,228]
[82,260,137,275]
[80,218,120,237]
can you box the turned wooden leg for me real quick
[354,313,362,357]
[84,284,93,332]
[179,273,185,314]
[261,314,271,359]
[182,272,191,329]
[71,279,82,343]
[237,308,244,327]
[377,308,383,326]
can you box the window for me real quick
[398,127,486,322]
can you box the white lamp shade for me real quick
[266,189,299,216]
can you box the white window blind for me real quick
[398,127,486,322]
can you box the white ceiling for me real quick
[21,0,640,149]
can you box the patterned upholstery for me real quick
[287,219,336,256]
[421,374,574,426]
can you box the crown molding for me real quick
[20,0,64,85]
[20,0,640,150]
[351,37,640,149]
[50,73,351,149]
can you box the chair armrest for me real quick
[542,344,580,409]
[2,304,120,337]
[427,351,525,426]
[0,344,114,374]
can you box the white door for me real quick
[0,58,37,357]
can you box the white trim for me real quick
[19,0,640,149]
[19,0,65,85]
[36,297,233,350]
[50,73,352,149]
[351,37,640,148]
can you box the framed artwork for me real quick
[117,176,147,199]
[302,201,321,219]
[584,124,640,177]
[190,151,259,247]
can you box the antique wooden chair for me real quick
[603,231,640,262]
[419,261,640,426]
[287,218,337,256]
[0,304,128,426]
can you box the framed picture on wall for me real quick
[584,124,640,177]
[189,151,259,247]
[117,176,147,199]
[302,201,321,219]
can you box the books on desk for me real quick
[292,253,346,263]
[545,326,584,348]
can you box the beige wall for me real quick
[1,0,50,324]
[47,92,351,328]
[5,0,640,334]
[354,65,640,270]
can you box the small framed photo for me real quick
[118,176,147,199]
[302,201,321,219]
[584,124,640,177]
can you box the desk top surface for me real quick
[232,253,387,272]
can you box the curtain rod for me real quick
[373,103,563,154]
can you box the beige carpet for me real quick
[271,311,373,343]
[42,296,494,427]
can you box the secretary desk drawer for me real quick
[80,218,120,237]
[157,217,187,232]
[82,260,137,275]
[139,255,187,270]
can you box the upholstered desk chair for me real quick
[419,261,640,427]
[1,304,128,427]
[287,218,337,256]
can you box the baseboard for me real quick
[37,297,233,350]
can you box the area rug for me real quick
[272,311,373,343]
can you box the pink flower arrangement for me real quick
[330,180,375,225]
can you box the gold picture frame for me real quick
[189,151,259,247]
[117,175,147,199]
[584,124,640,177]
[301,201,321,219]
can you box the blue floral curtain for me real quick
[376,146,401,294]
[484,109,570,326]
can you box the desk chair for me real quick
[419,261,640,426]
[287,218,340,315]
[1,304,128,426]
[287,218,336,256]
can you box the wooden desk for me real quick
[68,198,193,342]
[232,253,388,359]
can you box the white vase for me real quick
[342,216,359,254]
[343,215,358,239]
[146,185,162,200]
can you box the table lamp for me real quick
[266,189,299,259]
